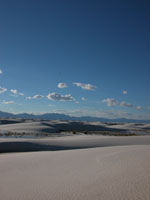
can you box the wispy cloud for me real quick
[10,89,24,96]
[58,83,68,88]
[10,89,17,95]
[136,106,142,110]
[26,95,44,100]
[81,97,87,101]
[0,69,3,74]
[47,92,74,101]
[2,101,15,105]
[19,93,24,96]
[0,87,7,94]
[73,82,97,91]
[120,101,133,107]
[123,90,128,95]
[103,98,144,111]
[103,98,119,106]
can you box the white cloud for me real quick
[10,89,18,94]
[2,101,14,105]
[26,95,44,100]
[33,95,44,99]
[19,93,24,96]
[47,92,74,101]
[120,101,133,107]
[26,97,32,100]
[0,69,3,74]
[103,98,143,111]
[58,83,68,88]
[81,97,87,101]
[136,106,142,110]
[0,87,7,94]
[103,98,119,106]
[123,90,128,95]
[73,82,97,91]
[10,89,24,96]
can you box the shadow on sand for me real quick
[1,137,150,153]
[0,141,100,153]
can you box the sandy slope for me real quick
[0,145,150,200]
[0,120,150,135]
[0,122,57,134]
[1,135,150,153]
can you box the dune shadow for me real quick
[42,121,124,132]
[1,138,150,153]
[0,141,96,153]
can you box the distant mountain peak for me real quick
[0,110,149,123]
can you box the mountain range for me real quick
[0,110,149,123]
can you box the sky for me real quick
[0,0,149,119]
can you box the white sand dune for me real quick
[0,144,150,200]
[1,135,150,153]
[106,122,150,130]
[0,120,149,135]
[0,122,57,134]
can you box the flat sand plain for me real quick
[0,135,150,200]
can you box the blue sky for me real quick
[0,0,149,119]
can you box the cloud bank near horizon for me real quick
[0,67,149,120]
[103,98,145,111]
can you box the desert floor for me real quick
[0,135,150,200]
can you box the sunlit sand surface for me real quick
[0,135,150,200]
